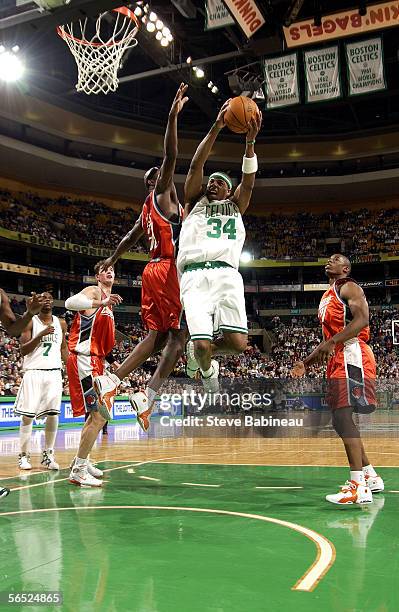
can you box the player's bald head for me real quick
[325,254,351,278]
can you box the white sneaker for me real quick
[93,372,119,420]
[70,457,103,479]
[69,463,103,487]
[326,480,373,505]
[18,452,32,470]
[41,449,59,471]
[365,474,385,493]
[201,360,220,394]
[186,340,200,378]
[130,391,152,432]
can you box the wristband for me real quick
[246,140,256,145]
[242,154,258,174]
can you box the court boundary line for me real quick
[0,504,335,592]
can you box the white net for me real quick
[57,6,139,95]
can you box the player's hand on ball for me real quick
[214,99,231,130]
[27,292,45,315]
[292,361,305,378]
[247,110,262,140]
[170,82,189,116]
[103,294,123,307]
[41,325,55,337]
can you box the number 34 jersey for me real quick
[176,195,246,273]
[23,315,63,371]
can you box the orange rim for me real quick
[57,6,139,48]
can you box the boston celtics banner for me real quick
[304,45,341,103]
[205,0,234,30]
[263,53,300,109]
[346,37,386,96]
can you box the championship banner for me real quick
[283,1,399,48]
[263,53,300,108]
[205,0,235,29]
[222,0,265,38]
[304,45,341,103]
[346,37,386,96]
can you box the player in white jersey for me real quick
[177,102,262,389]
[0,288,45,337]
[14,292,68,470]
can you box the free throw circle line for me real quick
[0,505,335,591]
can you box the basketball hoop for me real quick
[57,6,139,95]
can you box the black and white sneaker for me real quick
[0,487,10,499]
[41,449,59,471]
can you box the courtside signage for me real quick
[283,1,399,48]
[222,0,265,38]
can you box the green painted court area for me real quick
[1,463,398,612]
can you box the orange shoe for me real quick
[93,373,119,420]
[129,391,152,432]
[326,480,373,505]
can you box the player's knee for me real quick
[194,340,211,360]
[166,337,185,359]
[91,410,107,427]
[22,415,33,426]
[226,334,248,354]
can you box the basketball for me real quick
[224,96,259,134]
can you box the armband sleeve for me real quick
[65,293,94,311]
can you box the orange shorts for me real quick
[141,259,183,332]
[326,340,376,412]
[66,353,105,417]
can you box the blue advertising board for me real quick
[0,396,182,429]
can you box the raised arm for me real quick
[65,285,123,315]
[100,216,144,270]
[184,100,230,206]
[156,83,188,200]
[231,111,262,215]
[0,289,45,337]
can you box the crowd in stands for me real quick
[1,188,399,258]
[1,311,398,398]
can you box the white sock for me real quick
[20,418,33,454]
[363,464,377,477]
[75,456,88,467]
[201,365,213,378]
[350,470,365,485]
[146,387,157,409]
[45,415,59,450]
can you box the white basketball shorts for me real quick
[180,266,247,341]
[14,370,62,419]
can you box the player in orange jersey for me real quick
[65,260,122,486]
[94,83,189,432]
[293,254,384,505]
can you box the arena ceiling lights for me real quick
[133,2,173,47]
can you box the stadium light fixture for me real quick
[134,6,143,16]
[0,47,25,83]
[160,38,169,47]
[146,21,156,32]
[149,11,157,21]
[212,86,218,94]
[156,19,164,30]
[155,31,162,40]
[240,252,252,263]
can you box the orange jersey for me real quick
[318,278,370,344]
[68,291,115,357]
[141,191,183,260]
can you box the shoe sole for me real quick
[0,488,10,499]
[326,498,373,505]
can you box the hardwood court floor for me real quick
[0,420,398,611]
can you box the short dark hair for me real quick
[94,260,112,275]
